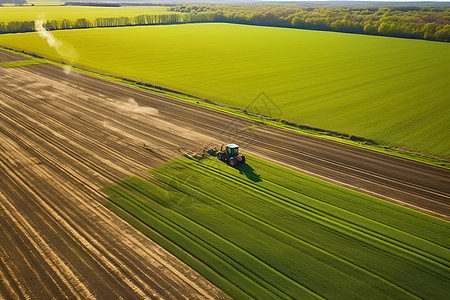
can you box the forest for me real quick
[169,4,450,42]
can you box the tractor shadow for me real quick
[235,163,262,182]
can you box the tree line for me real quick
[171,4,450,42]
[0,12,225,34]
[0,4,448,42]
[0,14,184,34]
[0,20,35,33]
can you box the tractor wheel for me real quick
[240,155,246,164]
[229,157,237,167]
[217,152,224,161]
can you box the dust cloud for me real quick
[110,97,159,115]
[35,19,78,74]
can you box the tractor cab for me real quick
[226,144,240,157]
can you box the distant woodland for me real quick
[0,3,448,42]
[169,4,450,42]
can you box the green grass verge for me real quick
[102,155,450,299]
[0,24,448,157]
[0,58,44,67]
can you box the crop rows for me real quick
[103,155,450,299]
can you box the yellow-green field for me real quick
[0,23,448,157]
[0,5,175,22]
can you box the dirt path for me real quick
[1,58,449,298]
[0,49,28,62]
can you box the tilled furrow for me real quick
[0,121,186,298]
[0,81,227,298]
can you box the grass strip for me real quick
[0,58,44,68]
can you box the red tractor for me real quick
[216,144,245,167]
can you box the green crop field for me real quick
[0,23,448,156]
[103,155,450,299]
[0,5,176,22]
